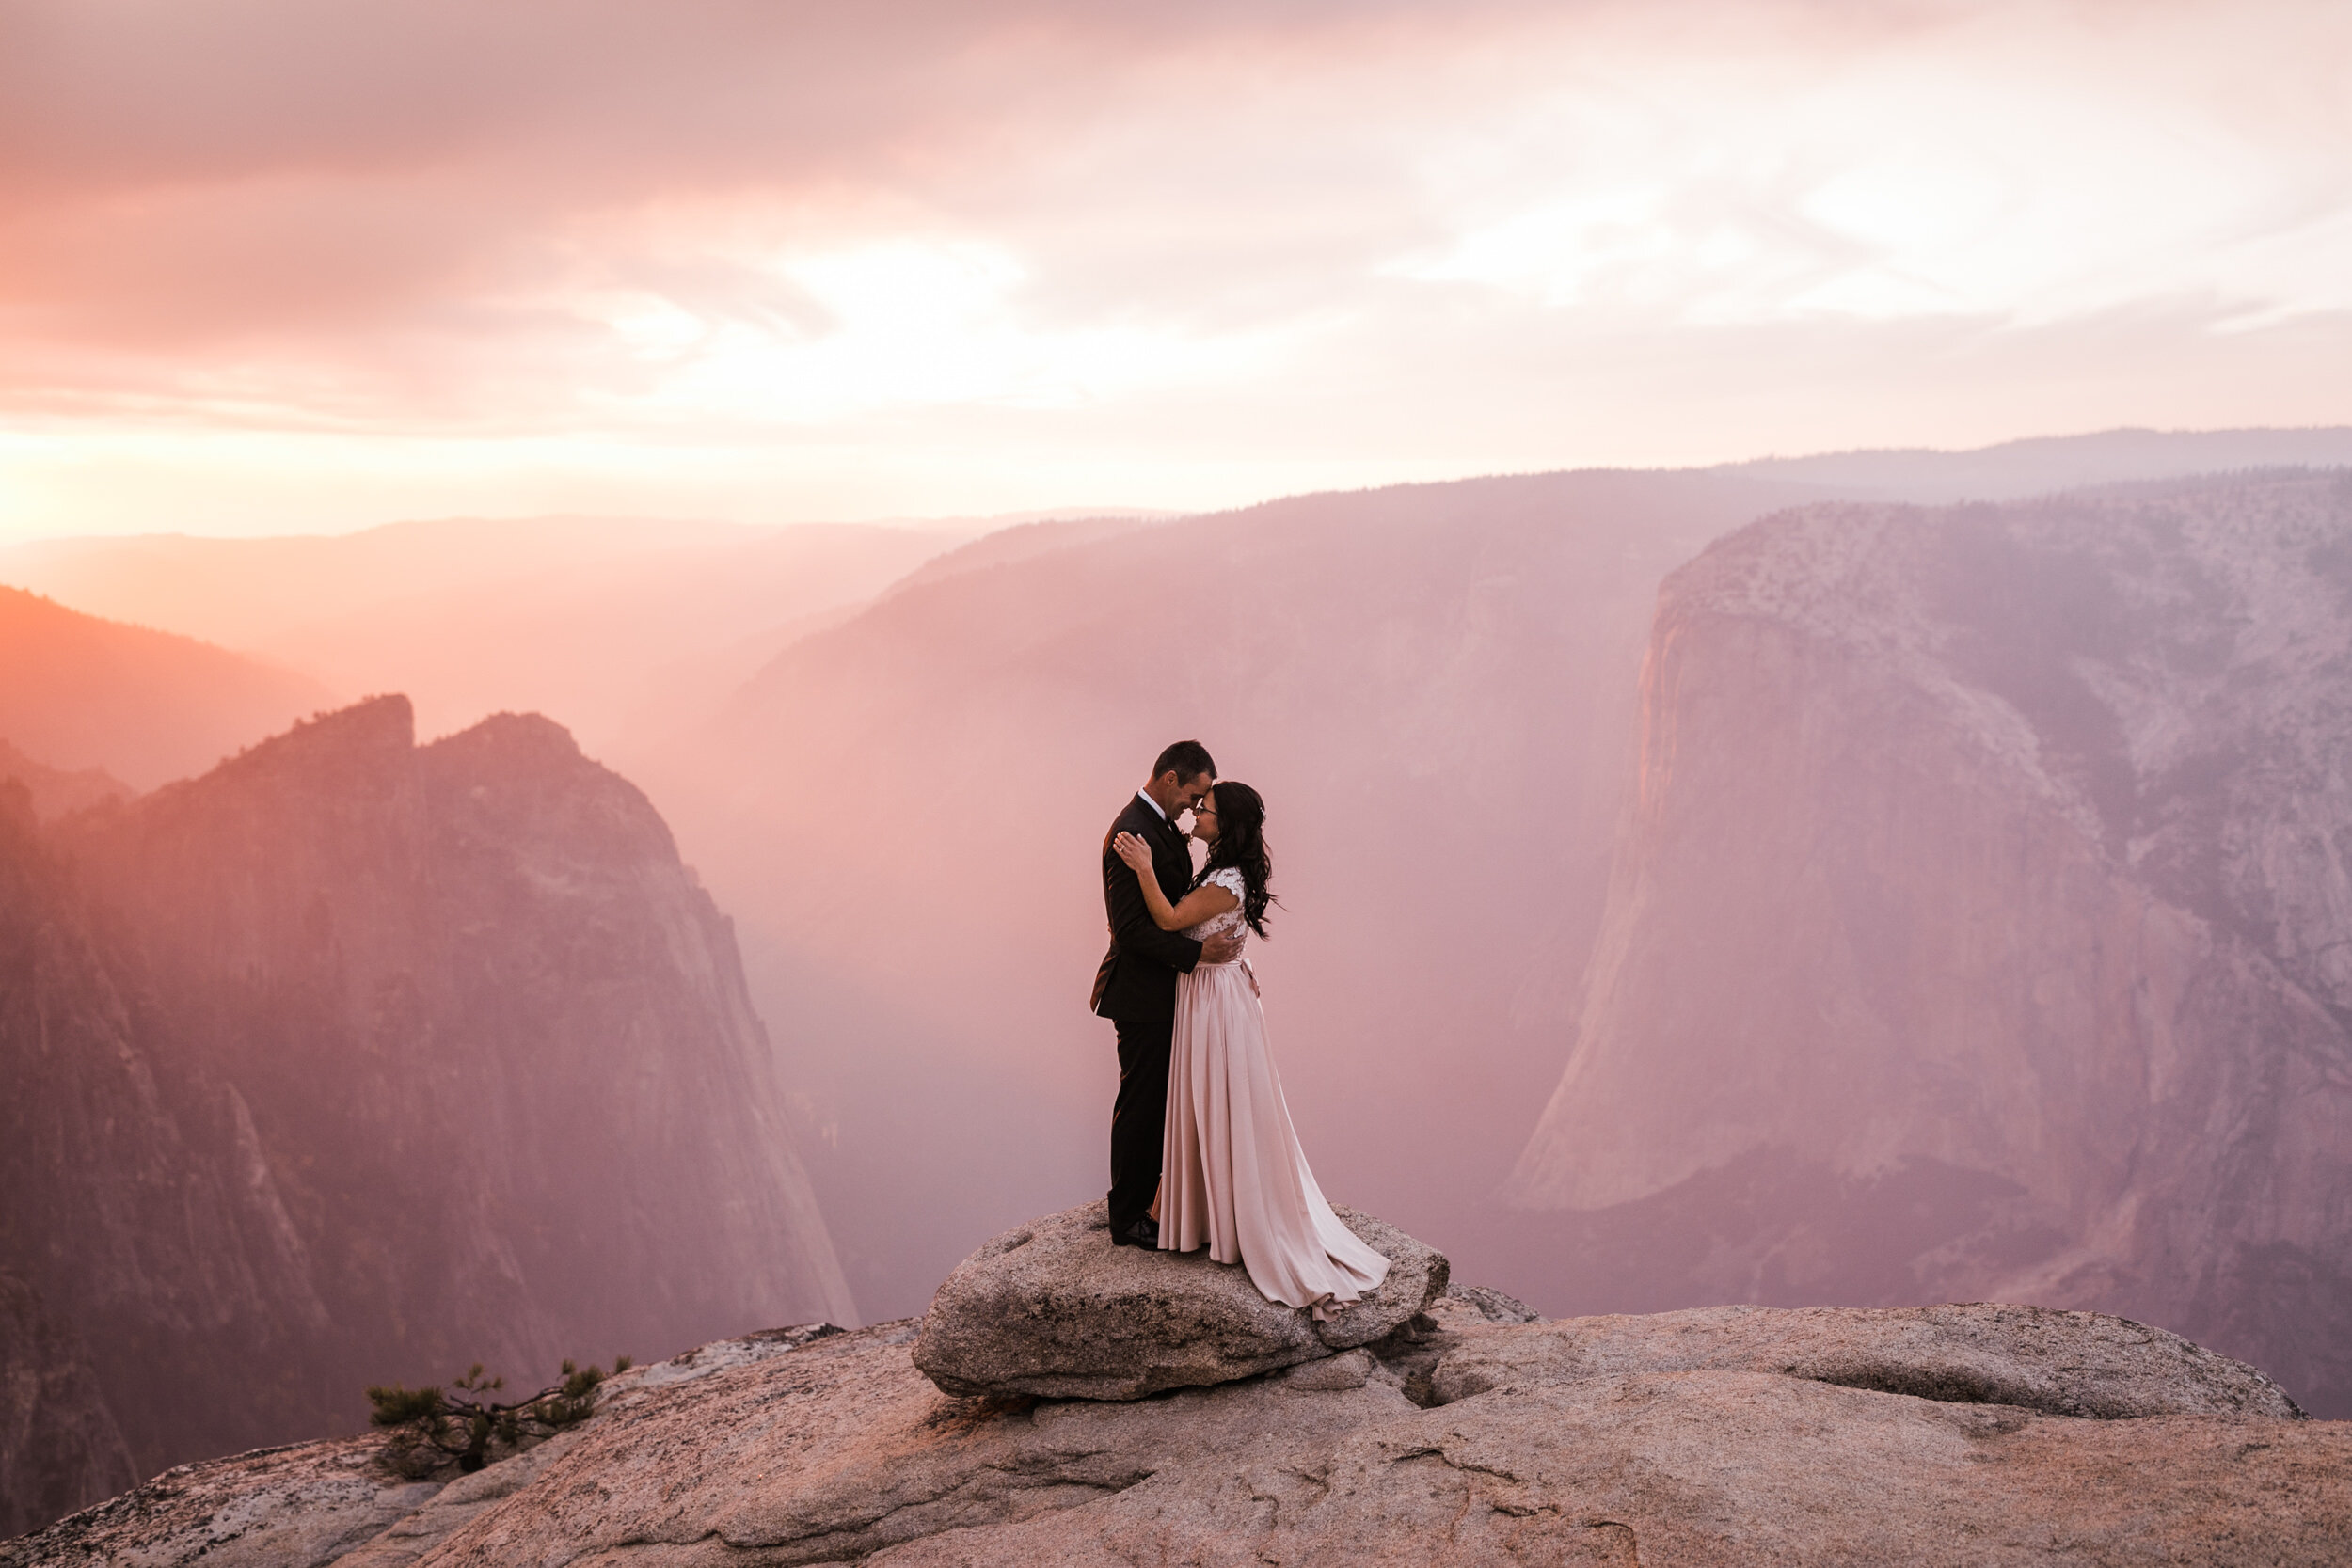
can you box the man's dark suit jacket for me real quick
[1090,794,1202,1022]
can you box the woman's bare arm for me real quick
[1112,832,1241,932]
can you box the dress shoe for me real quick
[1110,1216,1160,1249]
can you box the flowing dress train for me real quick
[1158,866,1390,1316]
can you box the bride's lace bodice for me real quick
[1184,865,1249,953]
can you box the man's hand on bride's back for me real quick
[1200,932,1243,965]
[1111,832,1155,873]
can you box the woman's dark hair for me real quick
[1197,780,1275,938]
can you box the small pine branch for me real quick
[366,1384,447,1429]
[366,1354,631,1472]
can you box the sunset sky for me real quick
[4,0,2347,540]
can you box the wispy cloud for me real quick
[1,0,2346,535]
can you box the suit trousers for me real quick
[1108,1014,1173,1232]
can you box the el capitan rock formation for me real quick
[1508,470,2352,1415]
[0,697,851,1530]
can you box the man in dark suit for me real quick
[1093,739,1241,1248]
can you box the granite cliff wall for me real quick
[0,698,852,1529]
[1508,473,2352,1415]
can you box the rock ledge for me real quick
[912,1199,1447,1399]
[1431,1301,2307,1418]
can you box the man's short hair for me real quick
[1152,739,1216,783]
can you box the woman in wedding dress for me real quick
[1111,783,1390,1318]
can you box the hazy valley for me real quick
[8,429,2352,1539]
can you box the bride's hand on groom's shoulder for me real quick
[1112,832,1153,872]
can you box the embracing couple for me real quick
[1089,740,1390,1319]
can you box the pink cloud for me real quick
[0,1,2345,532]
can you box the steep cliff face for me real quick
[0,784,310,1506]
[0,1272,135,1542]
[1507,472,2352,1415]
[1,698,852,1527]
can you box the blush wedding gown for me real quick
[1157,866,1391,1316]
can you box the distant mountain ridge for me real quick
[0,516,980,753]
[0,738,129,822]
[1716,425,2352,500]
[878,515,1152,599]
[0,586,327,789]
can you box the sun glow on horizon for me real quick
[3,0,2348,540]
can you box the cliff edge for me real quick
[9,1209,2342,1566]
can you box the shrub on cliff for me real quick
[368,1356,629,1477]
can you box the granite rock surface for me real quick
[909,1200,1448,1400]
[1429,1301,2306,1418]
[12,1291,2344,1568]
